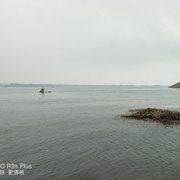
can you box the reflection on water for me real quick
[0,86,180,180]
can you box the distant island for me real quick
[169,82,180,88]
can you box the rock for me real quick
[169,82,180,88]
[121,108,180,124]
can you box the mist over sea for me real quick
[1,85,180,180]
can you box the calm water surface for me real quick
[0,85,180,180]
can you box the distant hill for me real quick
[169,82,180,88]
[0,83,63,87]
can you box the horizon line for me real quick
[0,83,169,86]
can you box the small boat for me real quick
[39,88,52,93]
[39,88,45,93]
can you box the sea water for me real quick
[0,85,180,180]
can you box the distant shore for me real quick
[0,83,168,88]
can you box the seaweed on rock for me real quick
[122,108,180,124]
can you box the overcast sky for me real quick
[0,0,180,85]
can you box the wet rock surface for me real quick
[121,108,180,124]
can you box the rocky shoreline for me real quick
[169,82,180,88]
[121,108,180,125]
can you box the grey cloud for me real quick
[0,0,180,85]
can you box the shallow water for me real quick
[0,85,180,180]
